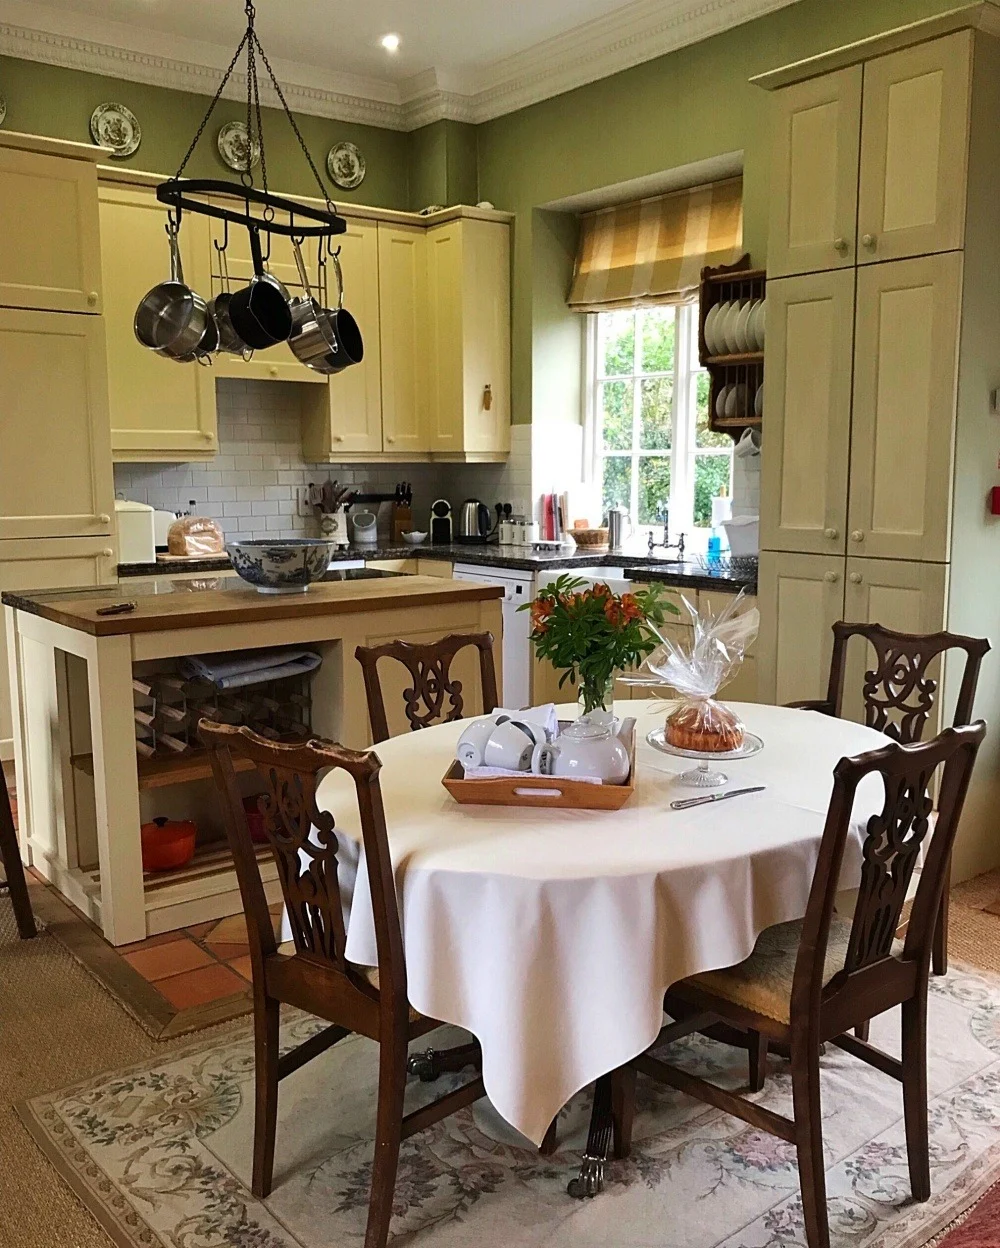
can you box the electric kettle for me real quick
[456,498,492,543]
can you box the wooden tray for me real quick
[442,718,636,810]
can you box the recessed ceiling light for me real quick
[380,33,401,53]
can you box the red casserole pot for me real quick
[140,817,197,872]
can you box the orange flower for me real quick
[621,593,645,622]
[591,582,612,599]
[604,598,624,627]
[530,598,555,632]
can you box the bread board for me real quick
[442,717,636,810]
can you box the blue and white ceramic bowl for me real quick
[227,539,337,594]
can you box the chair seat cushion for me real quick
[680,916,853,1025]
[358,964,424,1023]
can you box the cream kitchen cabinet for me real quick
[760,269,855,555]
[857,32,972,265]
[848,252,962,563]
[425,219,511,461]
[301,219,382,459]
[766,66,863,278]
[378,223,429,455]
[1,537,118,759]
[0,308,114,541]
[0,138,104,314]
[756,553,844,707]
[99,185,218,461]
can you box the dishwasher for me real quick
[452,564,535,708]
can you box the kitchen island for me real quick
[3,571,502,945]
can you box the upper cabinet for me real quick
[767,67,862,278]
[378,223,428,456]
[0,143,103,313]
[99,185,218,461]
[857,33,972,265]
[764,31,972,278]
[426,219,511,461]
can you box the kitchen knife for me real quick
[670,785,765,811]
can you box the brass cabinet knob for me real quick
[824,527,838,540]
[849,571,863,583]
[833,238,849,254]
[86,291,99,306]
[861,233,877,250]
[851,529,864,542]
[824,571,839,583]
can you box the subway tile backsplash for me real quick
[113,380,530,542]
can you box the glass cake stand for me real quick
[646,728,764,788]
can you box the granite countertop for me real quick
[118,543,757,593]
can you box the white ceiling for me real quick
[0,0,802,129]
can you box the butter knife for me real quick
[671,785,765,811]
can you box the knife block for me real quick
[392,502,413,541]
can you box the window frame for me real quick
[584,302,732,550]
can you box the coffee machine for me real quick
[429,498,452,543]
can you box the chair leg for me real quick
[611,1065,637,1160]
[0,774,36,940]
[365,1028,408,1248]
[854,1020,871,1042]
[902,996,931,1203]
[791,1044,830,1248]
[252,996,280,1199]
[748,1031,768,1092]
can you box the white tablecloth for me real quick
[316,701,890,1144]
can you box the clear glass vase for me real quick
[575,672,617,735]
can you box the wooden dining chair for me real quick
[0,764,36,940]
[788,621,990,978]
[630,722,985,1248]
[355,631,499,744]
[200,721,485,1248]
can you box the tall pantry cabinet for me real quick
[0,133,116,760]
[754,7,1000,881]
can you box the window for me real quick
[586,304,732,550]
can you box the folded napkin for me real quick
[462,764,601,785]
[492,703,559,738]
[179,648,321,690]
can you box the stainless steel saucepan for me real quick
[134,220,215,360]
[209,237,248,356]
[317,249,364,373]
[287,237,339,372]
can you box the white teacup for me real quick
[483,720,535,771]
[456,716,504,769]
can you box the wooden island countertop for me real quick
[2,572,503,637]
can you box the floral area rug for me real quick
[19,969,1000,1248]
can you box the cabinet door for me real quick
[757,552,844,706]
[378,224,428,454]
[99,186,218,460]
[327,220,382,454]
[767,67,862,278]
[760,270,854,555]
[210,212,326,386]
[0,309,114,540]
[848,253,961,563]
[1,537,117,759]
[0,148,102,313]
[857,32,972,265]
[426,225,463,454]
[842,557,948,727]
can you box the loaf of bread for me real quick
[167,516,225,557]
[666,700,744,753]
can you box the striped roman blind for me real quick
[567,176,744,311]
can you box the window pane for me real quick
[600,310,635,376]
[693,454,733,527]
[694,371,729,449]
[601,381,633,451]
[602,456,631,519]
[640,307,675,373]
[638,457,671,526]
[639,377,672,449]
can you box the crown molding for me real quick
[0,0,803,133]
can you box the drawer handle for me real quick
[268,365,279,377]
[824,527,838,540]
[86,291,99,306]
[851,530,865,542]
[862,234,877,250]
[824,571,839,583]
[849,572,863,584]
[833,238,849,254]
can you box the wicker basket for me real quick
[571,527,610,548]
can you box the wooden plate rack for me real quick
[699,254,765,439]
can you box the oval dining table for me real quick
[315,698,891,1184]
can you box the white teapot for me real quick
[532,720,630,785]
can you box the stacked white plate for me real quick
[704,297,766,356]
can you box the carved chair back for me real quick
[791,722,984,1031]
[355,631,499,744]
[825,623,989,744]
[200,721,403,998]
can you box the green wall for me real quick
[476,0,962,423]
[0,55,411,207]
[408,120,479,211]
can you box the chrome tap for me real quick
[647,507,686,560]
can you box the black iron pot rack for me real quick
[156,179,345,240]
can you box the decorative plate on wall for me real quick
[90,102,141,158]
[326,141,366,190]
[217,121,261,172]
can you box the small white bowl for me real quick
[401,530,428,545]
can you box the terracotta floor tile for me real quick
[206,941,250,960]
[204,914,250,945]
[121,932,184,954]
[123,939,214,982]
[157,962,247,1009]
[184,921,218,939]
[228,953,254,981]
